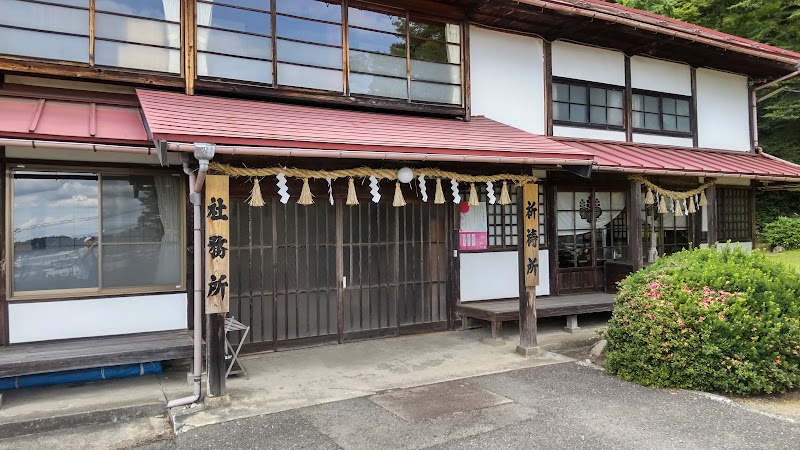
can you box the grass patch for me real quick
[767,249,800,272]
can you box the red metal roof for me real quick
[136,89,594,165]
[0,90,149,145]
[559,138,800,182]
[524,0,800,66]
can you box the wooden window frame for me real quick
[552,77,626,132]
[716,187,753,243]
[631,89,693,138]
[6,164,187,301]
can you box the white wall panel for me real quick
[469,26,545,134]
[632,133,694,147]
[552,41,624,86]
[459,250,550,302]
[696,68,751,151]
[9,293,187,343]
[630,56,691,96]
[553,126,626,142]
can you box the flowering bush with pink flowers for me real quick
[604,246,800,395]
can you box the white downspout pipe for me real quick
[168,143,215,408]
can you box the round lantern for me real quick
[397,167,414,184]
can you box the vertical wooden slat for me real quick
[270,0,277,87]
[305,204,310,337]
[336,199,344,343]
[547,183,558,296]
[691,67,699,148]
[750,185,757,243]
[706,184,718,245]
[89,0,95,65]
[0,150,7,346]
[341,1,349,96]
[624,55,633,142]
[272,198,278,349]
[543,40,553,136]
[518,183,540,355]
[447,204,460,329]
[294,204,300,338]
[462,21,470,119]
[394,205,400,328]
[629,180,643,270]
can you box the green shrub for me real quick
[763,216,800,250]
[603,246,800,395]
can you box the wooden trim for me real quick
[628,179,643,270]
[335,198,344,344]
[544,40,553,136]
[0,147,6,346]
[462,20,471,119]
[750,184,757,243]
[518,184,538,349]
[624,55,633,142]
[341,2,350,96]
[546,181,558,296]
[748,84,756,153]
[398,321,447,335]
[89,0,96,66]
[270,0,277,87]
[184,0,197,95]
[690,67,699,147]
[706,183,718,244]
[0,58,185,88]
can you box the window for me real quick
[642,204,690,263]
[553,80,624,128]
[632,92,691,134]
[460,184,546,250]
[717,188,752,242]
[556,190,626,269]
[11,169,184,297]
[0,0,90,63]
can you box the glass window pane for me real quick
[663,114,677,131]
[590,106,607,125]
[590,88,606,106]
[608,90,624,108]
[632,111,644,128]
[607,108,623,126]
[13,172,99,293]
[0,27,88,63]
[278,63,342,91]
[350,73,406,99]
[348,6,404,33]
[663,97,676,114]
[276,15,341,46]
[410,81,460,105]
[96,0,177,21]
[677,99,690,116]
[644,113,660,130]
[631,94,644,111]
[96,14,180,48]
[569,104,587,123]
[199,3,270,34]
[677,116,691,133]
[553,83,569,102]
[198,28,271,59]
[209,0,269,10]
[350,50,405,78]
[410,59,460,84]
[569,85,587,103]
[0,0,88,35]
[553,102,569,121]
[348,28,405,55]
[408,19,448,41]
[95,40,180,73]
[198,52,272,84]
[276,0,341,22]
[101,174,181,288]
[409,38,450,63]
[644,95,659,113]
[277,40,342,69]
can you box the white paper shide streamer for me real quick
[276,172,290,204]
[418,174,427,202]
[369,176,381,203]
[486,181,496,205]
[326,177,334,205]
[450,179,461,203]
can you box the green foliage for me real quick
[763,216,800,249]
[604,247,800,395]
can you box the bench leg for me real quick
[563,314,580,333]
[491,320,503,339]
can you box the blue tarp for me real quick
[0,362,162,390]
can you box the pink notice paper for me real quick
[459,231,487,250]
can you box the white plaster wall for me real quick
[5,146,183,166]
[632,133,694,147]
[630,57,691,96]
[553,126,626,142]
[552,41,625,86]
[459,250,550,302]
[696,69,751,151]
[469,26,545,135]
[9,293,187,343]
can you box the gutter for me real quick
[0,138,154,154]
[592,165,800,183]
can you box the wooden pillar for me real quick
[517,183,540,356]
[706,184,718,246]
[0,148,7,346]
[628,180,643,270]
[204,175,230,398]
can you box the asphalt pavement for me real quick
[138,361,800,450]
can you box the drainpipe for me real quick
[168,143,215,408]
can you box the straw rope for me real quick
[629,174,716,201]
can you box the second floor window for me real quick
[632,93,691,134]
[553,80,624,128]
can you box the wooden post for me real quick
[204,175,230,398]
[629,180,643,270]
[706,184,718,246]
[517,183,540,357]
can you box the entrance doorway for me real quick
[555,189,628,294]
[227,195,452,352]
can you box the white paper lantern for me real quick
[397,167,414,184]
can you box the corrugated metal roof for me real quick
[0,93,149,144]
[136,89,594,164]
[559,138,800,182]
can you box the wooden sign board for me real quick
[522,183,540,288]
[205,175,230,314]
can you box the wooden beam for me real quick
[628,180,643,270]
[336,199,344,344]
[543,41,553,136]
[0,148,6,346]
[517,182,540,356]
[706,184,718,245]
[0,58,185,88]
[204,174,229,398]
[624,55,633,143]
[691,67,699,147]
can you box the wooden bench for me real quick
[456,293,616,338]
[0,330,194,408]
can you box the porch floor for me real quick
[0,330,194,378]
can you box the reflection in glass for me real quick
[348,28,405,54]
[350,73,406,99]
[350,51,405,78]
[276,15,341,45]
[13,172,99,292]
[0,0,89,62]
[276,0,341,22]
[348,6,404,33]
